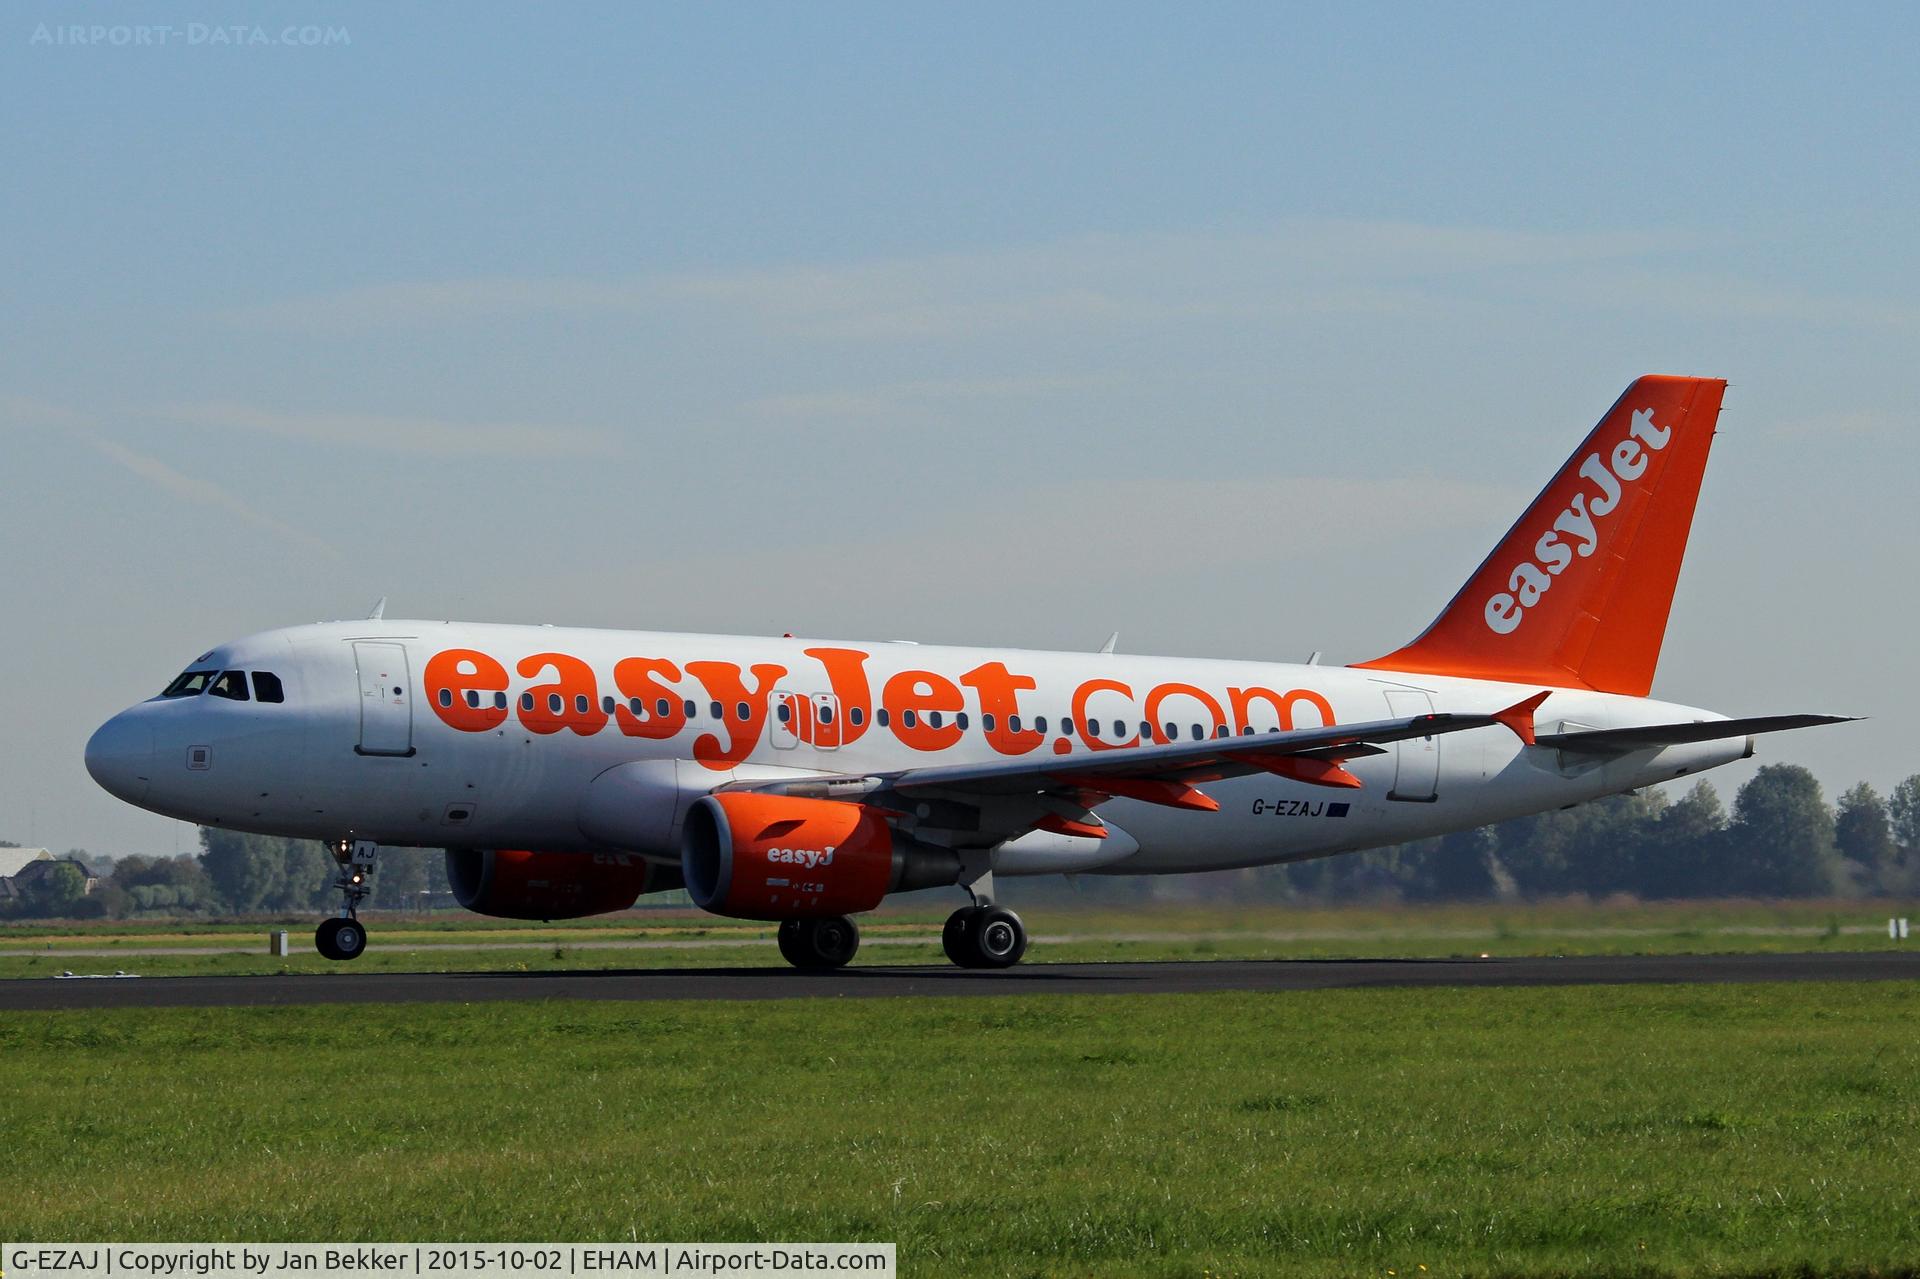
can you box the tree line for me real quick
[2,764,1916,920]
[0,835,451,920]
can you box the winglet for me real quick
[1493,691,1551,746]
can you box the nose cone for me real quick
[85,712,154,805]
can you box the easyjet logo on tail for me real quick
[1484,408,1672,636]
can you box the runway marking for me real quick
[1,952,1916,1011]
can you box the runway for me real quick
[2,951,1916,1010]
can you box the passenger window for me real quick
[849,707,865,726]
[927,710,942,729]
[601,695,615,714]
[902,710,918,728]
[438,688,454,708]
[547,694,563,714]
[1087,719,1102,738]
[209,670,250,701]
[736,701,749,721]
[1008,715,1021,733]
[876,709,890,727]
[1113,720,1125,738]
[162,669,217,698]
[982,713,996,732]
[683,699,698,718]
[956,712,968,730]
[1062,718,1075,735]
[251,672,285,704]
[777,702,791,724]
[658,698,672,718]
[465,689,481,709]
[710,701,723,719]
[521,693,535,712]
[1141,721,1153,740]
[575,694,590,715]
[820,705,836,725]
[493,691,507,710]
[1190,724,1203,741]
[1216,724,1230,739]
[1163,723,1176,741]
[1035,716,1048,734]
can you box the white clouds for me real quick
[572,470,1519,616]
[82,436,341,559]
[158,401,619,458]
[227,219,1702,339]
[744,375,1103,422]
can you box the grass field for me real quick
[5,981,1919,1277]
[2,898,1914,979]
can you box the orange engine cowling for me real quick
[681,793,960,920]
[445,848,684,920]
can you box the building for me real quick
[0,848,101,902]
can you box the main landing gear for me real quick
[942,904,1028,968]
[777,916,861,970]
[941,870,1027,969]
[316,838,377,961]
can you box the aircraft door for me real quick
[811,694,842,750]
[770,691,803,749]
[1383,688,1438,802]
[353,642,415,756]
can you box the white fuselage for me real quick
[84,620,1749,876]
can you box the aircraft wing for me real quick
[723,693,1549,817]
[1538,714,1858,756]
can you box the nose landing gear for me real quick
[316,839,378,961]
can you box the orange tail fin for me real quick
[1353,375,1726,696]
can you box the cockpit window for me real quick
[252,672,285,703]
[161,669,217,698]
[209,670,251,701]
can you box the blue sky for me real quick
[4,3,1916,854]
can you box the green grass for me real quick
[3,898,1915,979]
[4,983,1919,1276]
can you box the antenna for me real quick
[1098,632,1119,655]
[367,596,387,621]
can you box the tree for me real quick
[1724,765,1842,897]
[110,854,217,915]
[1835,783,1897,895]
[198,828,286,912]
[20,862,86,918]
[1640,780,1727,898]
[1880,775,1920,895]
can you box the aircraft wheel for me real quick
[972,907,1027,969]
[776,919,808,967]
[315,917,366,962]
[942,907,984,968]
[781,916,860,970]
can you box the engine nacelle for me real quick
[446,848,684,920]
[681,793,961,920]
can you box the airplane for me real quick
[83,375,1852,969]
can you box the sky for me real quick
[3,3,1917,856]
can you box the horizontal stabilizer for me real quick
[1538,714,1858,756]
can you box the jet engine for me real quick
[680,793,961,920]
[445,848,684,920]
